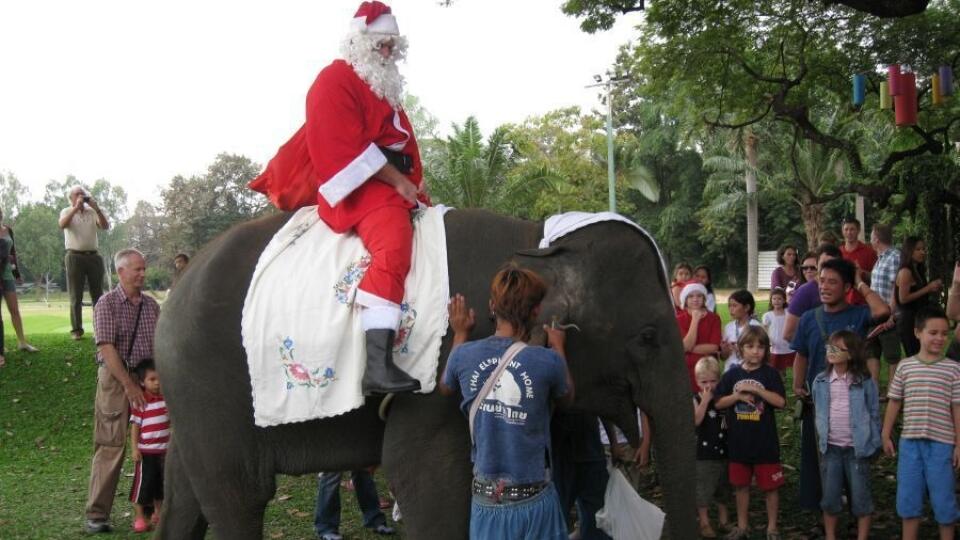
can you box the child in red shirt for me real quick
[129,360,169,533]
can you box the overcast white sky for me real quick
[0,1,641,207]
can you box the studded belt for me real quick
[472,478,548,503]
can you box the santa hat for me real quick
[350,1,399,35]
[679,281,708,307]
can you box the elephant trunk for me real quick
[640,352,698,539]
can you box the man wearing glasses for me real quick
[251,1,428,395]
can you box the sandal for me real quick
[724,527,749,540]
[133,517,149,533]
[18,343,38,352]
[700,523,717,538]
[766,531,781,540]
[370,524,395,535]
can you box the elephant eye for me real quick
[627,326,658,353]
[639,326,658,346]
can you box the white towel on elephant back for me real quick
[242,205,449,427]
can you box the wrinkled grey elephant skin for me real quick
[155,208,696,539]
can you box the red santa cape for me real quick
[250,59,429,232]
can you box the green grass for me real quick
[0,302,398,540]
[0,299,947,538]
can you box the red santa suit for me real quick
[251,59,428,311]
[253,1,424,394]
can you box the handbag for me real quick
[468,341,527,445]
[595,462,665,540]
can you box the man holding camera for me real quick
[59,186,110,340]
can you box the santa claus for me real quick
[251,1,428,395]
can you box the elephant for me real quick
[155,208,697,539]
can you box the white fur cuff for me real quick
[361,305,402,331]
[318,143,387,207]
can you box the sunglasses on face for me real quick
[801,266,817,272]
[825,344,850,359]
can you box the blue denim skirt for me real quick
[470,482,568,540]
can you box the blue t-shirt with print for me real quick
[444,335,569,484]
[790,305,871,388]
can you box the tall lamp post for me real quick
[586,73,630,213]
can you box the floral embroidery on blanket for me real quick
[278,336,337,390]
[334,255,372,305]
[394,303,417,354]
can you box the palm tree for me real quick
[425,116,557,216]
[703,118,851,253]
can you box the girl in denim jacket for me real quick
[812,330,881,540]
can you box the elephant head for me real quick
[516,220,697,540]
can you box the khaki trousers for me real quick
[84,365,129,521]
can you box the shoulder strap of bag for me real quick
[469,341,527,445]
[127,300,145,363]
[814,305,829,343]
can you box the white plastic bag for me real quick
[595,463,665,540]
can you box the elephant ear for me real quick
[514,245,567,258]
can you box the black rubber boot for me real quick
[362,329,421,396]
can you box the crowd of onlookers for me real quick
[672,217,960,540]
[15,183,960,540]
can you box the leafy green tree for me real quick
[404,94,440,141]
[560,0,931,33]
[160,153,270,255]
[622,0,960,191]
[39,176,129,288]
[503,108,636,218]
[126,201,166,266]
[0,172,30,221]
[12,203,64,296]
[426,116,554,217]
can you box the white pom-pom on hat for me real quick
[350,1,399,35]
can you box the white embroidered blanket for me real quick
[242,206,449,427]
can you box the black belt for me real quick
[379,146,413,174]
[472,478,548,503]
[67,249,98,255]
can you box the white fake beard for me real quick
[341,33,407,109]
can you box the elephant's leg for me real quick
[382,393,473,539]
[158,437,207,540]
[192,462,276,540]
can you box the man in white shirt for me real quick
[58,186,110,340]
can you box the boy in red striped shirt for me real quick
[128,360,169,533]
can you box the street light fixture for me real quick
[586,73,631,213]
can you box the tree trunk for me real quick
[745,131,759,293]
[855,195,866,241]
[800,200,826,252]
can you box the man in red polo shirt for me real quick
[840,217,877,305]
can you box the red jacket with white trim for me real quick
[250,60,429,231]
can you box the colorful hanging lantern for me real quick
[879,81,892,109]
[933,73,944,106]
[895,72,917,126]
[852,74,866,106]
[940,65,954,96]
[888,64,902,96]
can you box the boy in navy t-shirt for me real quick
[715,326,786,540]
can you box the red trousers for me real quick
[354,206,412,306]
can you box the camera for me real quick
[83,196,91,203]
